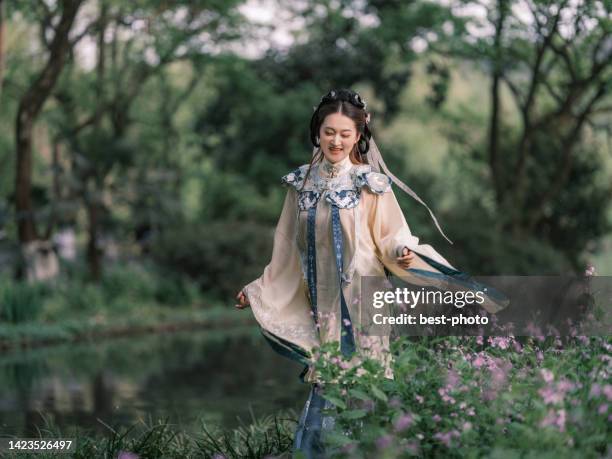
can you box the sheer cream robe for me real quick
[243,160,459,383]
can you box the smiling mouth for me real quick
[330,147,342,152]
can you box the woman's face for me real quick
[319,112,360,164]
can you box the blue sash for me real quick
[306,201,356,358]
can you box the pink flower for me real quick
[446,369,460,387]
[603,385,612,401]
[462,421,472,431]
[415,394,424,404]
[539,387,564,405]
[539,378,575,405]
[438,388,456,405]
[432,414,442,422]
[472,355,486,368]
[540,369,554,383]
[598,404,608,415]
[540,409,567,432]
[117,453,139,459]
[433,430,460,448]
[491,337,510,349]
[394,413,414,432]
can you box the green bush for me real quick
[60,282,106,313]
[308,335,611,458]
[151,220,274,300]
[0,278,46,323]
[152,271,201,306]
[100,263,158,304]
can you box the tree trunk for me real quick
[14,0,83,280]
[86,197,103,282]
[0,0,5,102]
[488,0,507,211]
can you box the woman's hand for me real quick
[397,246,415,269]
[235,290,250,309]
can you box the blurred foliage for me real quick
[0,278,47,323]
[151,219,274,300]
[0,0,609,299]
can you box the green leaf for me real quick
[324,432,354,447]
[348,388,372,402]
[371,384,388,402]
[321,394,347,409]
[340,409,368,420]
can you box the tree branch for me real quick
[526,80,609,230]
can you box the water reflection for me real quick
[0,327,310,437]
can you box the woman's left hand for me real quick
[397,246,415,269]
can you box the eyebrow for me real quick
[324,127,353,132]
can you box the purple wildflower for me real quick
[393,413,414,432]
[603,385,612,401]
[376,434,393,450]
[117,452,140,459]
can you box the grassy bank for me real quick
[0,261,249,350]
[0,414,296,458]
[0,304,251,351]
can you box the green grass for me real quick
[0,413,296,458]
[0,261,248,349]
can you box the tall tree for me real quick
[53,0,244,281]
[14,0,84,280]
[0,0,5,102]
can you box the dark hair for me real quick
[309,88,372,164]
[300,89,372,190]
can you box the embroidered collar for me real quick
[281,160,392,210]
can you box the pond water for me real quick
[0,326,310,437]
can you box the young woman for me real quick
[234,89,503,458]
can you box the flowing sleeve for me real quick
[370,188,456,278]
[369,187,507,313]
[242,188,319,364]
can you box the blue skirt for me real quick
[293,384,336,458]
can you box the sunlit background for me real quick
[0,0,610,448]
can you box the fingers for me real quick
[397,247,415,268]
[234,291,250,309]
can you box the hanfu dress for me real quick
[242,154,504,457]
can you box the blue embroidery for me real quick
[281,164,392,210]
[299,191,321,210]
[307,206,319,329]
[281,165,309,189]
[331,205,356,357]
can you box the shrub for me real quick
[309,334,611,458]
[151,220,274,300]
[0,278,46,323]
